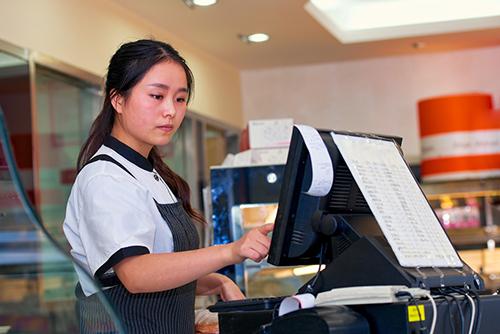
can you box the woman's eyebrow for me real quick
[147,83,188,93]
[147,83,169,89]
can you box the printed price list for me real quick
[332,133,462,268]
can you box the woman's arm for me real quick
[114,224,273,294]
[196,273,244,301]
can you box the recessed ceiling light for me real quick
[248,33,270,43]
[239,33,270,44]
[182,0,217,8]
[193,0,217,6]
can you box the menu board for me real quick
[331,133,462,268]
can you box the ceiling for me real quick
[112,0,500,70]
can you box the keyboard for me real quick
[208,296,287,313]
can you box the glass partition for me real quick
[35,66,102,246]
[205,125,229,173]
[230,203,314,297]
[0,50,33,207]
[0,108,124,333]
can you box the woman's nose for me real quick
[161,99,176,117]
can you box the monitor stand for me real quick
[299,215,484,296]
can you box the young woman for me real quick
[63,39,273,334]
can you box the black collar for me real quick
[103,136,154,172]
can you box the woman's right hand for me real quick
[229,223,274,263]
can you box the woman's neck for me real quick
[111,124,152,158]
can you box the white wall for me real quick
[241,46,500,161]
[0,0,243,128]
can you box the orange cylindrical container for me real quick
[417,93,500,182]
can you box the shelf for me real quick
[421,178,500,200]
[448,226,500,250]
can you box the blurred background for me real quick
[0,1,499,332]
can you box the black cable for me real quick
[305,242,325,294]
[410,297,427,334]
[448,287,476,334]
[395,290,436,334]
[440,290,465,334]
[445,296,457,334]
[395,291,427,333]
[272,300,281,320]
[437,294,456,334]
[445,287,465,334]
[434,293,456,334]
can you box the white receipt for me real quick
[278,293,315,316]
[331,133,462,268]
[295,125,334,196]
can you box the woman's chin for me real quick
[153,134,174,147]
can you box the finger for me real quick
[250,243,269,258]
[258,223,274,235]
[254,253,267,263]
[246,249,261,262]
[222,288,245,301]
[254,234,271,250]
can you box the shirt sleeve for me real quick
[78,172,155,279]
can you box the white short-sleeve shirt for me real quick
[63,136,178,296]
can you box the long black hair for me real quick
[77,39,204,225]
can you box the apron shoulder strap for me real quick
[85,154,135,179]
[78,154,134,289]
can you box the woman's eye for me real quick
[150,94,163,100]
[176,97,187,103]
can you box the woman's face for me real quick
[111,60,189,157]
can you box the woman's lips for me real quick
[158,125,174,132]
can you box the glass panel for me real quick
[210,165,288,294]
[0,51,34,207]
[0,108,124,333]
[225,132,240,156]
[35,67,101,246]
[203,123,240,203]
[232,204,315,297]
[205,124,228,173]
[212,168,318,297]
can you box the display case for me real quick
[422,178,500,291]
[210,165,317,297]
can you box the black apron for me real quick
[76,155,199,334]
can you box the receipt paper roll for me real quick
[295,124,334,197]
[278,293,316,316]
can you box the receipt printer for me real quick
[260,305,370,334]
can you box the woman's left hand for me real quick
[197,273,245,301]
[218,276,245,301]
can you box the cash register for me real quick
[211,126,500,334]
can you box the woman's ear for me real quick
[110,90,124,114]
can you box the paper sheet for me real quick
[278,293,315,316]
[331,133,462,268]
[295,125,334,197]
